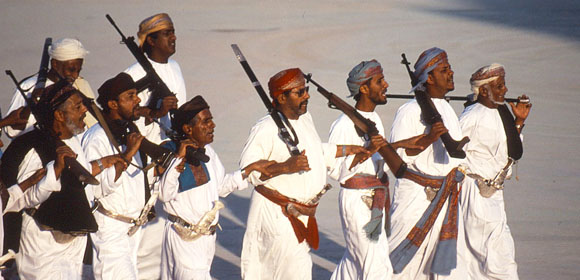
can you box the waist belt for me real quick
[255,185,320,250]
[343,174,391,239]
[94,201,136,224]
[403,170,445,189]
[168,214,217,235]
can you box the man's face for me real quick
[188,109,215,147]
[61,93,87,135]
[366,73,389,105]
[115,89,141,121]
[281,84,310,119]
[52,59,83,82]
[149,28,176,58]
[488,76,508,105]
[428,58,454,94]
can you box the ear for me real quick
[107,100,118,111]
[146,35,156,48]
[53,110,66,123]
[359,84,369,95]
[276,93,287,105]
[182,123,193,135]
[50,59,58,71]
[479,86,488,97]
[426,73,434,85]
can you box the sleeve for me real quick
[239,120,275,187]
[3,162,59,213]
[158,157,182,202]
[82,130,122,198]
[327,117,355,181]
[388,103,424,163]
[210,148,247,197]
[4,88,29,138]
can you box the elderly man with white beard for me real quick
[459,63,531,279]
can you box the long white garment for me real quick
[125,58,186,279]
[159,144,247,280]
[239,112,337,280]
[459,103,519,279]
[4,75,97,138]
[7,136,93,280]
[327,111,393,280]
[388,98,467,280]
[82,124,146,280]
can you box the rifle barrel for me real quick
[385,94,529,103]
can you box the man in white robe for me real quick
[4,38,97,139]
[158,96,272,279]
[459,64,531,280]
[2,85,121,279]
[239,68,366,280]
[123,14,185,278]
[82,73,149,280]
[388,47,468,279]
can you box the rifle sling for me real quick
[497,104,523,160]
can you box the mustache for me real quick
[300,100,308,106]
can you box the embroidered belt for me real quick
[168,214,217,236]
[402,170,445,189]
[94,201,136,224]
[255,185,320,250]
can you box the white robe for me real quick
[5,135,93,280]
[159,145,247,280]
[82,124,146,280]
[327,111,393,280]
[125,58,186,280]
[388,98,467,280]
[4,75,97,139]
[239,112,337,280]
[459,103,519,279]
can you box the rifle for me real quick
[5,71,99,186]
[231,44,301,156]
[401,53,469,159]
[304,74,407,178]
[385,93,529,104]
[105,14,176,121]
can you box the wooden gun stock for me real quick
[304,74,407,178]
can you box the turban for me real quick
[48,38,89,61]
[411,47,448,92]
[346,59,383,98]
[268,68,305,106]
[137,13,174,48]
[97,72,136,109]
[469,63,505,99]
[36,81,79,127]
[171,95,210,138]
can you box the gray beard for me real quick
[66,119,85,136]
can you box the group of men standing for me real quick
[0,11,531,280]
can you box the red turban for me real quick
[268,68,305,104]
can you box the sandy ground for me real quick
[1,0,579,279]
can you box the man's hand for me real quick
[404,122,447,156]
[510,94,532,133]
[150,95,178,119]
[177,139,197,158]
[3,106,30,131]
[392,134,427,150]
[92,155,127,176]
[54,145,77,180]
[243,160,276,179]
[123,132,145,162]
[284,150,310,173]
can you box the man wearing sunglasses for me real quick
[239,68,368,280]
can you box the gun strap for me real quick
[497,104,523,160]
[272,110,300,155]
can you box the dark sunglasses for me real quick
[284,86,309,97]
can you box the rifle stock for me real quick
[304,74,407,178]
[401,53,468,159]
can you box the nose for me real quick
[80,103,88,114]
[383,80,389,89]
[304,88,310,100]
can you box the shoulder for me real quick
[251,114,277,134]
[124,62,145,77]
[83,124,106,142]
[20,75,39,89]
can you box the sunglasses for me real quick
[284,86,309,97]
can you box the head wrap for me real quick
[36,82,79,127]
[171,95,210,138]
[346,59,383,98]
[97,72,136,110]
[469,63,505,99]
[48,38,89,61]
[137,13,174,48]
[268,68,305,106]
[411,47,448,92]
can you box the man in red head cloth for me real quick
[239,68,368,280]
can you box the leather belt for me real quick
[168,214,217,235]
[94,201,136,224]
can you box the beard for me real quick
[65,118,86,136]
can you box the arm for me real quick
[509,94,532,134]
[403,122,447,156]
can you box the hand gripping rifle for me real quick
[231,44,301,156]
[106,14,177,136]
[5,42,99,186]
[401,53,469,159]
[304,74,407,178]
